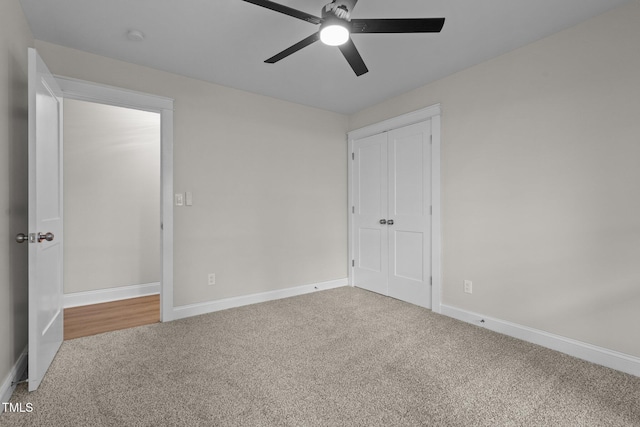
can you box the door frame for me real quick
[347,104,442,312]
[54,76,175,322]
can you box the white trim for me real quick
[441,304,640,378]
[54,75,175,322]
[160,108,174,322]
[0,347,28,407]
[173,279,348,320]
[54,76,173,111]
[430,114,443,313]
[347,135,354,287]
[347,104,443,311]
[63,282,161,308]
[348,104,442,141]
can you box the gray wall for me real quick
[0,0,33,393]
[350,0,640,358]
[63,99,161,294]
[35,40,349,307]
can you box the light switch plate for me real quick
[175,193,184,206]
[185,191,193,206]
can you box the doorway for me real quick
[55,75,175,322]
[25,49,174,391]
[62,99,161,339]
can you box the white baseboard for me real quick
[173,278,348,321]
[64,282,161,308]
[440,304,640,378]
[1,347,27,409]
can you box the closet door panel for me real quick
[394,231,424,281]
[358,228,383,272]
[393,134,424,216]
[388,121,432,308]
[353,133,389,296]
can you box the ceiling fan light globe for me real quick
[320,25,349,46]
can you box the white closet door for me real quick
[351,120,432,308]
[352,132,389,295]
[387,121,432,308]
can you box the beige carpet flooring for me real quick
[2,286,639,426]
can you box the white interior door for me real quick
[387,121,432,308]
[351,120,432,308]
[27,48,64,391]
[352,132,388,295]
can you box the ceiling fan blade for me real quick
[351,18,445,33]
[242,0,323,24]
[265,32,320,64]
[338,38,368,76]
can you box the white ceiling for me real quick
[19,0,630,114]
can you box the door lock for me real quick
[379,219,387,224]
[387,219,394,225]
[15,233,28,243]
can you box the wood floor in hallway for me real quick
[64,294,160,340]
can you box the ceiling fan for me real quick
[242,0,445,76]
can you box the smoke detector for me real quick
[126,30,145,42]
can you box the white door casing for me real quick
[53,75,175,322]
[28,48,64,391]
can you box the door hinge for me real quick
[352,152,355,160]
[430,206,432,215]
[352,259,355,267]
[430,276,433,286]
[352,206,355,214]
[430,135,433,144]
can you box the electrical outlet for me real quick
[208,273,216,286]
[464,280,473,294]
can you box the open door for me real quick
[27,48,64,391]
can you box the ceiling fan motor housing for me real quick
[324,0,358,20]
